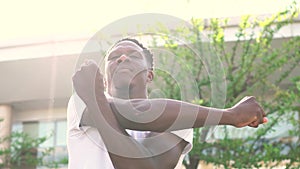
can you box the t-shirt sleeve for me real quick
[67,93,87,132]
[171,129,193,155]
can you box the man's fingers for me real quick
[252,98,266,123]
[260,106,266,117]
[84,59,98,67]
[248,116,268,128]
[248,122,259,128]
[254,98,266,117]
[248,117,268,128]
[263,117,268,124]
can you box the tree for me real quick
[149,1,300,168]
[0,123,68,169]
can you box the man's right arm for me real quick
[108,96,267,132]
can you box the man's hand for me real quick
[229,96,268,128]
[72,60,105,105]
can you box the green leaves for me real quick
[0,131,66,169]
[149,1,300,168]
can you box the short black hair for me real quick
[107,38,154,70]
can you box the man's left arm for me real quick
[73,60,189,169]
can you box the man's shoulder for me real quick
[67,93,87,131]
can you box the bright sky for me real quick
[0,0,297,42]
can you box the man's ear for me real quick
[147,70,154,82]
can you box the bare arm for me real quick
[109,96,266,132]
[82,93,185,169]
[73,60,187,169]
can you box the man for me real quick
[68,38,267,169]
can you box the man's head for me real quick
[104,38,154,99]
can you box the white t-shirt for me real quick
[67,93,193,169]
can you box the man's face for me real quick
[105,40,151,93]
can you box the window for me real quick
[12,120,68,168]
